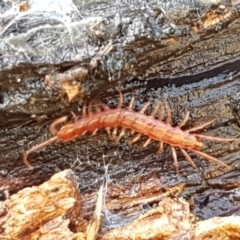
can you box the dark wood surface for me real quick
[0,0,239,232]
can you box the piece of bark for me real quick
[100,197,240,240]
[0,169,86,239]
[194,216,240,239]
[0,169,240,239]
[100,197,195,240]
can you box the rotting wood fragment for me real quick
[0,170,240,239]
[100,197,195,240]
[0,170,86,240]
[99,198,240,240]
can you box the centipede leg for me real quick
[157,141,164,154]
[171,147,180,174]
[94,102,102,113]
[88,102,93,117]
[150,101,161,117]
[178,111,190,128]
[71,111,78,122]
[140,98,152,114]
[112,127,118,138]
[118,92,123,108]
[142,138,151,148]
[158,102,165,121]
[129,133,141,144]
[187,148,229,168]
[128,93,135,110]
[116,128,125,143]
[179,148,198,170]
[82,105,87,117]
[163,99,172,124]
[92,128,98,136]
[105,127,112,139]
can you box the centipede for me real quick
[23,93,236,172]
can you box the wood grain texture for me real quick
[0,0,239,238]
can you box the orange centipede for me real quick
[23,93,236,172]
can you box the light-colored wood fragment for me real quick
[100,197,195,240]
[195,216,240,240]
[0,169,85,240]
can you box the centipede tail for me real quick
[194,134,236,142]
[187,148,229,168]
[179,148,198,170]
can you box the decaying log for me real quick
[0,0,240,239]
[0,170,86,239]
[1,170,240,239]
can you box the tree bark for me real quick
[0,0,240,238]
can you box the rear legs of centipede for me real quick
[107,93,235,174]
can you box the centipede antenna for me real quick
[117,92,123,108]
[171,147,180,174]
[187,119,217,132]
[71,111,78,122]
[187,148,229,168]
[140,98,152,114]
[142,138,151,148]
[49,116,68,136]
[178,111,190,128]
[180,148,198,170]
[128,93,135,110]
[129,133,141,144]
[23,136,58,169]
[194,134,236,142]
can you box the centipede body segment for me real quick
[23,93,236,172]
